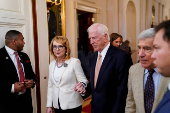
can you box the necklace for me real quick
[56,61,64,68]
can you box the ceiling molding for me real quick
[80,0,95,4]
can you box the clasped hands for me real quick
[14,79,34,93]
[74,83,86,94]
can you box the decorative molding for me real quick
[0,22,24,27]
[154,0,170,10]
[154,0,161,4]
[0,8,21,13]
[31,0,41,112]
[74,2,100,14]
[0,0,22,13]
[80,0,95,4]
[61,0,66,36]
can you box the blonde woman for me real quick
[46,36,88,113]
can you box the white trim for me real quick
[73,1,101,57]
[74,2,100,13]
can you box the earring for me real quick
[65,51,67,56]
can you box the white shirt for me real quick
[53,63,65,85]
[5,46,25,94]
[144,68,161,98]
[168,81,170,91]
[96,43,110,66]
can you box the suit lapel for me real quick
[2,47,15,68]
[156,90,170,111]
[135,64,145,112]
[95,45,114,89]
[51,58,71,86]
[58,58,71,85]
[2,47,19,80]
[91,52,98,90]
[51,61,58,86]
[152,77,170,113]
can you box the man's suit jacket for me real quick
[154,90,170,113]
[46,57,88,110]
[120,42,130,53]
[125,63,170,113]
[0,47,35,113]
[87,44,132,113]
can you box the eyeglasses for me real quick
[52,45,64,50]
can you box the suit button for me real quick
[95,92,97,94]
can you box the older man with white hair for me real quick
[83,23,132,113]
[125,28,170,113]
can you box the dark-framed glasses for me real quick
[52,45,64,50]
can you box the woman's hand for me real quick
[74,83,86,94]
[46,107,53,113]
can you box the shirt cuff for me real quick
[80,82,87,88]
[81,93,85,96]
[11,84,14,93]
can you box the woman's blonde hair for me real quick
[49,36,71,60]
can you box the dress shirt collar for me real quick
[98,43,110,58]
[5,45,16,55]
[97,43,110,63]
[144,68,160,76]
[168,81,170,91]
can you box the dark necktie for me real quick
[144,69,155,113]
[14,52,25,92]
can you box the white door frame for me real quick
[73,1,101,57]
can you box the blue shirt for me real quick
[144,68,161,98]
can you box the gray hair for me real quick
[138,28,156,40]
[87,23,110,41]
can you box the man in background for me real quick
[151,20,170,113]
[0,30,36,113]
[125,28,170,113]
[120,35,130,53]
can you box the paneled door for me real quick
[0,0,37,113]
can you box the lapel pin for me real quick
[6,57,8,59]
[20,55,22,57]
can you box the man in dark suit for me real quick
[0,30,36,113]
[151,20,170,113]
[85,23,132,113]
